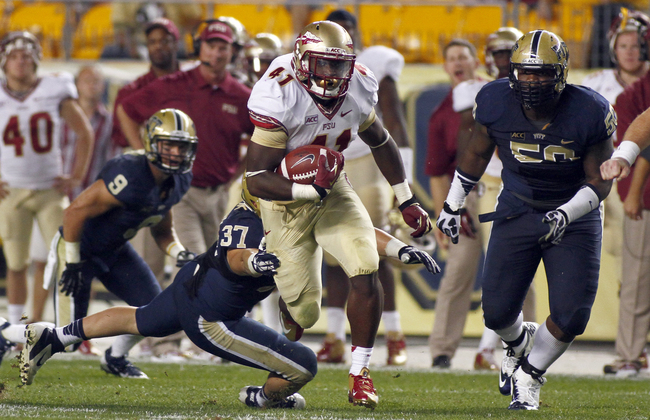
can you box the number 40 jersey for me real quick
[0,73,77,189]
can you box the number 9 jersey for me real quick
[80,151,192,256]
[247,53,378,153]
[0,73,77,189]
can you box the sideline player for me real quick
[437,30,615,410]
[315,9,416,367]
[49,109,197,379]
[582,8,650,376]
[18,192,439,408]
[0,31,94,326]
[245,21,433,409]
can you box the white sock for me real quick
[382,311,401,333]
[110,334,144,358]
[260,293,281,333]
[8,304,26,324]
[326,307,346,342]
[1,324,28,344]
[494,312,524,342]
[349,346,373,376]
[527,322,572,371]
[478,326,500,352]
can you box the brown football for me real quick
[278,145,338,184]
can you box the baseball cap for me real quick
[145,18,180,41]
[200,20,234,44]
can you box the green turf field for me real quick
[0,359,648,419]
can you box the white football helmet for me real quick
[292,21,356,100]
[0,31,42,70]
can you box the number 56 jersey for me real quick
[474,78,616,207]
[0,73,77,189]
[248,53,378,153]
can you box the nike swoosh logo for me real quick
[35,344,52,367]
[499,371,508,387]
[341,110,352,117]
[281,320,292,336]
[264,230,270,235]
[560,140,574,144]
[292,154,316,168]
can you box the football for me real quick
[278,145,338,184]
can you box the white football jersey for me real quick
[581,69,623,105]
[343,46,405,160]
[0,72,77,189]
[248,53,378,154]
[453,78,502,178]
[452,79,488,113]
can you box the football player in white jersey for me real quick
[582,8,649,105]
[314,9,415,367]
[245,21,432,409]
[0,32,94,327]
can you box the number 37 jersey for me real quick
[0,73,77,189]
[248,53,378,153]
[474,79,616,206]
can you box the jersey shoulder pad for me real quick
[248,55,296,130]
[473,79,509,126]
[358,46,404,83]
[453,79,489,112]
[567,84,617,139]
[220,203,265,249]
[43,72,78,100]
[349,63,378,112]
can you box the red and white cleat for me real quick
[348,367,378,409]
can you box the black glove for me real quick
[59,262,85,297]
[251,251,280,275]
[398,246,441,274]
[538,209,568,247]
[436,201,461,244]
[176,250,197,267]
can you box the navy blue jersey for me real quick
[474,79,616,207]
[79,152,192,256]
[189,202,276,320]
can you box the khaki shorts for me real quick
[0,187,66,271]
[323,153,391,266]
[260,174,379,327]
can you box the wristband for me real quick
[65,240,81,264]
[392,179,413,205]
[166,241,185,259]
[399,147,414,184]
[611,140,641,166]
[385,238,408,259]
[447,169,479,211]
[247,252,262,277]
[291,183,321,201]
[557,184,601,223]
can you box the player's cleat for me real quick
[474,348,498,371]
[280,307,304,342]
[432,354,450,369]
[348,367,379,409]
[20,323,63,385]
[77,340,101,356]
[316,333,345,363]
[499,322,538,396]
[100,348,149,379]
[508,367,546,410]
[239,385,306,409]
[386,331,407,366]
[0,317,14,367]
